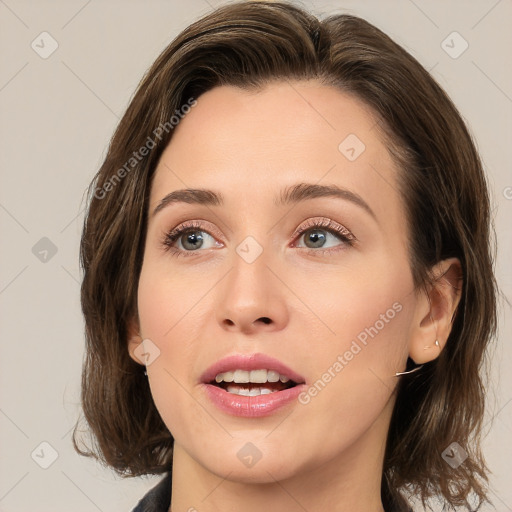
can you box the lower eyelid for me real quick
[293,234,354,253]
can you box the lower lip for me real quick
[202,383,306,418]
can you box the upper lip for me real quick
[200,353,306,384]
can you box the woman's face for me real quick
[131,81,421,483]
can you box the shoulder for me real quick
[131,472,172,512]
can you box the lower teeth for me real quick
[226,386,277,396]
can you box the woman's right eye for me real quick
[161,221,222,256]
[171,229,218,251]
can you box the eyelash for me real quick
[160,217,356,258]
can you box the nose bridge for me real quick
[216,241,288,333]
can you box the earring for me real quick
[395,339,440,377]
[395,364,424,377]
[142,334,149,377]
[423,339,441,350]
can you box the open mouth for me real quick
[209,369,299,396]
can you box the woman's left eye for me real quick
[292,217,356,254]
[295,229,340,249]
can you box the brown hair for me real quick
[73,2,498,510]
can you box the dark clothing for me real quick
[131,471,414,511]
[131,472,172,512]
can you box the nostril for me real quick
[222,317,272,328]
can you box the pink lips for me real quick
[200,353,306,418]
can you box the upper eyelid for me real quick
[167,219,223,240]
[290,217,355,241]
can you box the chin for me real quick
[208,458,302,485]
[184,440,306,484]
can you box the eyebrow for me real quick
[152,182,376,221]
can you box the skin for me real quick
[128,81,462,512]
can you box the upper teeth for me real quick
[214,369,290,384]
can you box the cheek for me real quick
[137,255,210,344]
[293,263,413,385]
[136,258,216,435]
[292,259,413,359]
[294,268,416,433]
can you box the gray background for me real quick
[0,0,511,510]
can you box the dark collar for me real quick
[131,471,413,512]
[131,472,172,512]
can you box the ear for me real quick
[127,317,144,366]
[408,257,463,364]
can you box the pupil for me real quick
[307,229,326,248]
[183,231,203,250]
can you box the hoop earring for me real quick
[395,364,424,377]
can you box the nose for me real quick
[216,251,289,335]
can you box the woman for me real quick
[73,2,497,511]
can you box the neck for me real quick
[168,400,393,512]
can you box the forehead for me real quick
[151,81,402,220]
